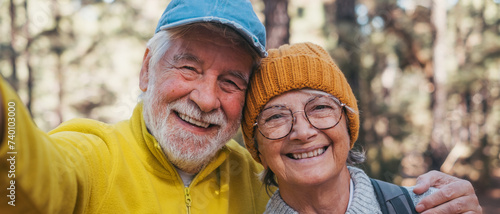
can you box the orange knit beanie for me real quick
[242,42,359,163]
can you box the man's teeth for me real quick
[292,147,325,160]
[179,113,210,128]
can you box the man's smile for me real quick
[177,112,211,128]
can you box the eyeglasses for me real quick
[253,95,346,140]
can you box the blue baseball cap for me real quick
[155,0,267,57]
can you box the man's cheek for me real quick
[224,101,245,123]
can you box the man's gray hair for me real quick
[144,22,262,76]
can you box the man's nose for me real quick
[189,77,221,113]
[288,111,317,142]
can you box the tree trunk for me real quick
[326,0,361,99]
[56,53,64,124]
[25,0,33,115]
[429,0,449,170]
[263,0,290,49]
[52,0,64,124]
[8,0,18,91]
[325,0,362,148]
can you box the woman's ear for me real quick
[259,152,268,169]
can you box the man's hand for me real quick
[413,170,482,214]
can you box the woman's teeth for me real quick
[178,113,210,128]
[291,147,326,160]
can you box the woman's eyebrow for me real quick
[262,104,288,111]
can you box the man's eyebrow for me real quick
[172,53,201,63]
[172,53,249,83]
[228,70,250,84]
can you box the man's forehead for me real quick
[166,45,253,81]
[179,26,248,48]
[166,24,259,61]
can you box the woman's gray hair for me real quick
[254,90,365,194]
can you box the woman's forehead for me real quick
[263,89,335,108]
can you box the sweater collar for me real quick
[130,102,230,184]
[265,167,381,214]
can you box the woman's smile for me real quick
[286,145,330,160]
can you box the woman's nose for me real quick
[288,111,317,142]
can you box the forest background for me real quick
[1,0,499,212]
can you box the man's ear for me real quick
[139,48,151,92]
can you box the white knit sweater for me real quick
[264,166,437,214]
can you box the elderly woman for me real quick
[241,42,436,213]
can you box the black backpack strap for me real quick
[370,178,418,214]
[400,186,418,213]
[371,178,390,214]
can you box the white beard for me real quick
[142,84,241,174]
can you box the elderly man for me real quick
[0,0,481,213]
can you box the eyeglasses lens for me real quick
[257,96,343,140]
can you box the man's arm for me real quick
[0,93,3,143]
[0,78,94,212]
[413,170,482,214]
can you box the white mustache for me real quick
[169,99,226,126]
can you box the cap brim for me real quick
[159,17,267,58]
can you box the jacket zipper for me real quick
[184,187,192,214]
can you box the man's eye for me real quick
[225,80,238,87]
[175,65,199,80]
[220,79,244,91]
[181,66,196,71]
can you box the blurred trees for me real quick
[429,0,450,170]
[1,0,163,129]
[345,0,500,192]
[263,0,290,49]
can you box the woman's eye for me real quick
[309,104,337,114]
[314,105,330,110]
[265,114,284,122]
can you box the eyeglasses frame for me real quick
[253,95,347,140]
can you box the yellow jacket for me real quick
[0,78,270,213]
